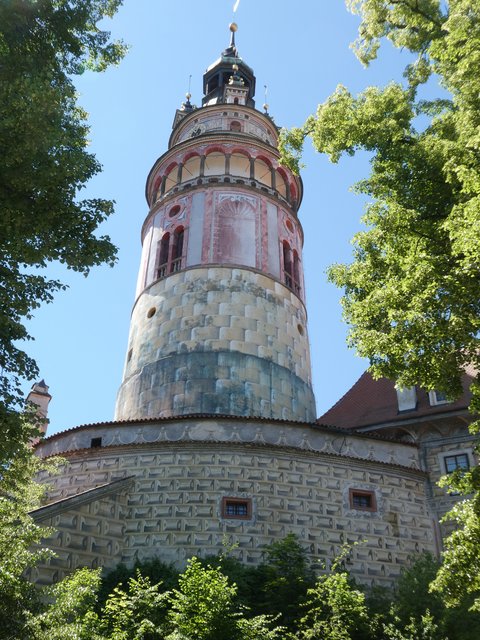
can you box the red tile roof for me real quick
[318,370,474,430]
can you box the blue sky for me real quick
[26,1,413,436]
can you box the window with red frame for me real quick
[282,241,301,294]
[349,489,377,512]
[221,497,252,519]
[157,227,185,279]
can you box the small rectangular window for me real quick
[349,489,376,512]
[221,497,252,520]
[90,437,102,448]
[444,453,470,474]
[428,390,450,406]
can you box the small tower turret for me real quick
[26,379,51,437]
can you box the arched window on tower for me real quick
[275,169,287,199]
[254,158,272,187]
[282,242,301,294]
[164,164,178,194]
[183,155,201,181]
[157,232,170,278]
[283,241,293,289]
[171,227,184,273]
[230,152,250,178]
[290,182,298,207]
[204,151,225,176]
[156,227,185,279]
[293,250,301,294]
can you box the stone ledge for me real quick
[30,476,135,522]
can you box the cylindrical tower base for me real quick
[115,266,316,422]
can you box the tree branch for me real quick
[390,0,444,31]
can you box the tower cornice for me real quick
[145,132,303,213]
[169,103,279,149]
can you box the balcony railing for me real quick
[284,273,301,294]
[170,257,182,273]
[157,263,167,279]
[157,258,183,280]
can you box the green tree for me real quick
[393,553,445,630]
[167,558,240,640]
[0,442,61,639]
[258,533,316,629]
[387,552,480,639]
[26,567,104,640]
[166,557,284,640]
[99,572,169,640]
[294,570,373,639]
[382,611,444,640]
[26,568,168,640]
[201,553,265,615]
[0,0,126,460]
[98,557,179,610]
[430,497,480,612]
[279,0,480,405]
[204,534,315,627]
[279,0,480,610]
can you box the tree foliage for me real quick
[279,0,480,404]
[97,557,179,610]
[0,0,126,459]
[167,557,239,640]
[26,567,104,640]
[382,611,444,640]
[166,557,284,640]
[431,496,480,612]
[0,443,62,639]
[389,552,480,639]
[5,536,480,639]
[99,572,169,640]
[258,533,316,628]
[279,0,480,614]
[202,533,315,629]
[295,570,373,640]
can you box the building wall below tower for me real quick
[115,266,315,421]
[32,435,437,588]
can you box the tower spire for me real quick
[263,84,269,114]
[224,21,239,58]
[229,21,237,53]
[202,22,256,107]
[179,74,194,113]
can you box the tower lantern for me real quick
[202,22,256,108]
[115,25,316,423]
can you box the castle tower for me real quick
[115,25,316,423]
[32,25,440,586]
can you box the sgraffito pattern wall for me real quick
[34,422,436,587]
[30,477,132,585]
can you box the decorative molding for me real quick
[36,418,423,471]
